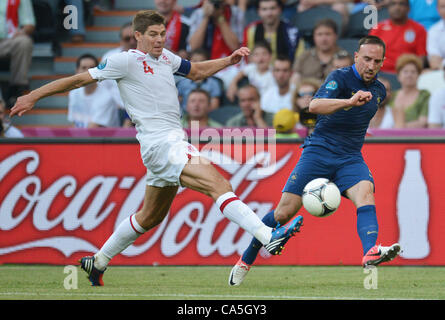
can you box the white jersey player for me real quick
[10,10,303,286]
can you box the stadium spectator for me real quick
[226,84,274,127]
[388,54,430,128]
[426,0,445,70]
[177,49,222,112]
[181,88,223,128]
[0,0,35,108]
[428,61,445,128]
[68,54,122,128]
[155,0,190,59]
[260,55,294,114]
[273,108,300,138]
[292,19,344,85]
[187,0,243,58]
[292,78,321,113]
[369,77,394,128]
[331,49,354,71]
[0,97,23,137]
[291,78,320,130]
[187,0,244,88]
[243,0,302,63]
[102,22,137,61]
[226,41,275,102]
[408,0,440,30]
[369,0,427,73]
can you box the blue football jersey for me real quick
[303,65,387,154]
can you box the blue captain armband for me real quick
[174,59,191,77]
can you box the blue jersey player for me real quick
[229,35,401,286]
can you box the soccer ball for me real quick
[302,178,341,217]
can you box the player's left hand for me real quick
[229,47,250,65]
[350,90,372,107]
[10,93,36,117]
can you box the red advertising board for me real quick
[0,141,444,266]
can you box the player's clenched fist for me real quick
[349,90,372,107]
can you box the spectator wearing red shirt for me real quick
[369,0,427,73]
[155,0,190,59]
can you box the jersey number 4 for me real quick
[142,61,154,74]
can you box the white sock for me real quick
[94,214,146,271]
[216,192,272,245]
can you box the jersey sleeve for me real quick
[163,48,191,77]
[88,52,128,81]
[313,70,344,99]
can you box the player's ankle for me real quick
[94,252,110,271]
[253,225,273,245]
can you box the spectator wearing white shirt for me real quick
[226,41,275,102]
[428,61,445,128]
[68,54,122,128]
[260,55,294,114]
[426,0,445,70]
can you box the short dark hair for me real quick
[120,21,133,38]
[133,10,165,34]
[253,41,272,54]
[274,54,292,67]
[76,53,98,68]
[313,18,338,35]
[256,0,283,10]
[358,35,386,58]
[188,88,211,104]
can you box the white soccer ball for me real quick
[302,178,341,217]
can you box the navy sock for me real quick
[357,205,379,255]
[241,210,278,265]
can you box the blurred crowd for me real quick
[1,0,445,139]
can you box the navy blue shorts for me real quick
[282,145,374,197]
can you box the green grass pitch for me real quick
[1,265,444,300]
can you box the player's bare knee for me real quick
[274,205,296,225]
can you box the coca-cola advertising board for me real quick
[0,140,444,266]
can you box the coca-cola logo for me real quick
[0,149,292,260]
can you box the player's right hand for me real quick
[349,90,372,107]
[10,94,36,117]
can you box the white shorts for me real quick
[140,139,200,187]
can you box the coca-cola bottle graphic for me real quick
[397,149,430,259]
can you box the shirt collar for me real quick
[352,64,378,84]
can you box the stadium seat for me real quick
[345,10,369,39]
[209,105,241,126]
[292,6,343,43]
[378,71,401,91]
[337,38,359,57]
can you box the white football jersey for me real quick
[88,48,189,144]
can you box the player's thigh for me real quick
[344,180,375,208]
[180,156,232,199]
[274,192,303,224]
[282,146,332,196]
[135,184,179,229]
[334,157,375,207]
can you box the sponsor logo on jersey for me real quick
[326,80,338,90]
[97,59,107,70]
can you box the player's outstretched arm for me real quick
[309,90,372,115]
[10,71,97,117]
[186,47,250,81]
